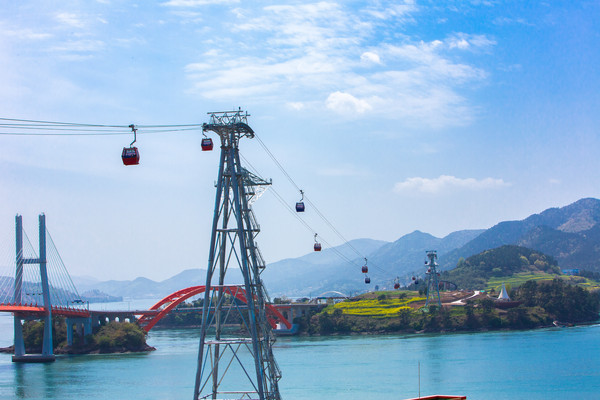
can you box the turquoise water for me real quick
[0,311,599,399]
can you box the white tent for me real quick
[497,283,511,301]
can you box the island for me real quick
[298,245,600,334]
[1,317,154,355]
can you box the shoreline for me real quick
[150,317,600,336]
[0,343,156,355]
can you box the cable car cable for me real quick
[239,153,361,268]
[0,117,204,129]
[251,133,394,278]
[0,127,201,136]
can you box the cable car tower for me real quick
[424,250,442,308]
[193,110,281,400]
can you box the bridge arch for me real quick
[136,285,291,332]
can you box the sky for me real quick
[0,0,599,282]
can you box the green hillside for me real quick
[441,245,561,289]
[440,244,600,291]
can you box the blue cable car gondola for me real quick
[314,233,321,251]
[296,190,305,212]
[365,276,371,284]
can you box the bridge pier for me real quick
[12,314,56,363]
[13,316,25,357]
[66,317,92,346]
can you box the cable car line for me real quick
[0,117,204,129]
[2,114,399,287]
[0,127,202,136]
[251,132,395,280]
[0,117,127,127]
[239,153,362,269]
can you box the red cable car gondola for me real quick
[394,277,400,290]
[122,124,140,166]
[314,233,321,251]
[122,147,140,165]
[361,258,368,273]
[201,137,214,151]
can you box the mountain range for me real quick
[74,197,600,299]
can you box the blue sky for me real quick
[0,1,599,282]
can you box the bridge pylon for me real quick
[13,214,56,362]
[193,110,281,400]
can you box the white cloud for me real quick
[360,51,381,64]
[394,175,510,194]
[447,33,496,51]
[449,38,470,50]
[1,28,52,40]
[286,102,305,110]
[326,91,372,114]
[50,39,105,53]
[180,1,494,128]
[162,0,239,6]
[365,0,417,21]
[56,13,86,29]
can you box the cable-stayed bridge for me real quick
[0,214,299,363]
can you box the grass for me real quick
[487,272,600,291]
[486,272,556,291]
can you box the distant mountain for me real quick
[518,223,600,270]
[75,198,600,298]
[368,229,484,277]
[261,231,483,297]
[261,238,389,297]
[75,268,245,300]
[440,198,600,271]
[80,289,122,303]
[75,232,484,299]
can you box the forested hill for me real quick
[441,245,561,289]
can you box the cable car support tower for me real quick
[193,110,281,400]
[424,250,442,308]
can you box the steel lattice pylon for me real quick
[193,110,281,400]
[424,250,442,308]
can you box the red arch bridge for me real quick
[1,285,294,333]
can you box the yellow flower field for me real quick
[327,297,426,318]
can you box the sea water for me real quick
[0,309,598,399]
